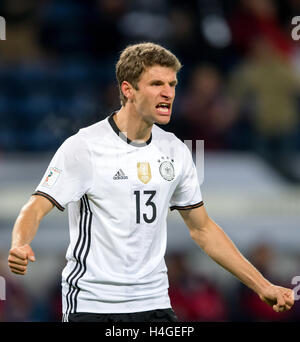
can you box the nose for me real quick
[161,84,174,100]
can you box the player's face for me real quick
[132,65,177,125]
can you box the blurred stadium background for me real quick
[0,0,300,322]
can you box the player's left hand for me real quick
[259,285,294,312]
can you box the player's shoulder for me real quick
[77,116,109,142]
[152,124,191,161]
[152,124,186,148]
[59,117,108,152]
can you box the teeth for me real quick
[157,107,169,113]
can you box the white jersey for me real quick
[34,113,203,314]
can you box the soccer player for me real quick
[8,43,294,322]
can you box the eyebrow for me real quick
[150,79,178,86]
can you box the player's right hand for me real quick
[8,244,36,275]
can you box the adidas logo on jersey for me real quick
[113,169,128,180]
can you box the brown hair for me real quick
[116,42,182,106]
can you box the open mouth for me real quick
[155,102,171,114]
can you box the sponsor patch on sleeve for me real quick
[42,167,62,188]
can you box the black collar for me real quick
[108,112,152,147]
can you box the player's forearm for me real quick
[11,204,41,248]
[190,220,271,296]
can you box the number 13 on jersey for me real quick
[134,190,157,224]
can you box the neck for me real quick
[113,106,153,143]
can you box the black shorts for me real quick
[65,308,178,322]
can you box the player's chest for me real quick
[91,147,180,194]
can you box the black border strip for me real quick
[170,201,204,211]
[32,191,65,211]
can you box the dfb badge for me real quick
[159,160,175,181]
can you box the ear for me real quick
[121,81,134,103]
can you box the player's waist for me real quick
[62,270,169,292]
[62,284,171,314]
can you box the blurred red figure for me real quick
[230,0,295,60]
[237,244,293,322]
[167,253,228,321]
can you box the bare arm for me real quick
[8,195,54,275]
[179,205,294,312]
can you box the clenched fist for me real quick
[8,244,36,275]
[259,285,294,312]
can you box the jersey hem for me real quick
[170,200,204,211]
[32,191,65,211]
[63,300,172,314]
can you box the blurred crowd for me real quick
[0,1,299,160]
[1,0,300,322]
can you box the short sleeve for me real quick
[169,143,203,211]
[33,134,93,211]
